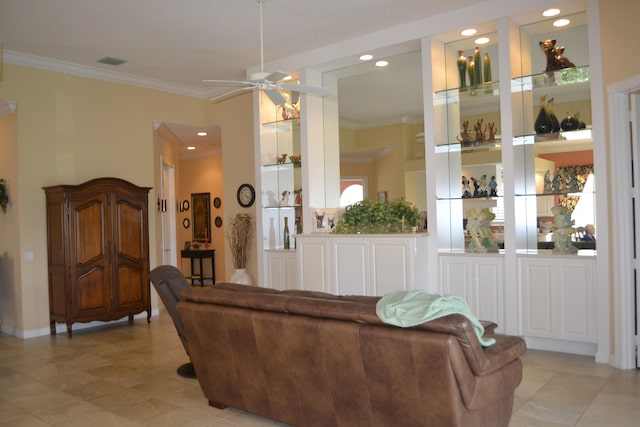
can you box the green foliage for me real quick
[333,198,420,234]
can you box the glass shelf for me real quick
[512,66,590,91]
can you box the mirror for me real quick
[324,49,425,211]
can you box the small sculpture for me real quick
[466,208,499,253]
[294,188,302,205]
[279,190,290,206]
[489,176,498,197]
[315,211,325,229]
[471,177,480,198]
[474,118,486,142]
[277,153,288,164]
[551,206,578,254]
[487,122,497,141]
[462,176,472,198]
[544,170,554,193]
[539,39,575,73]
[457,120,472,145]
[289,154,301,164]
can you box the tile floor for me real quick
[1,312,639,427]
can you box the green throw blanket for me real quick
[376,290,496,347]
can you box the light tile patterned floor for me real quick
[1,312,639,426]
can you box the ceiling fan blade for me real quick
[209,86,255,104]
[264,71,289,83]
[278,82,328,96]
[264,88,286,105]
[204,79,255,87]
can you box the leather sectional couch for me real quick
[178,283,526,427]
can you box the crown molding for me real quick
[5,50,205,99]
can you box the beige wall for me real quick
[0,63,209,335]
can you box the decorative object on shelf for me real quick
[539,39,576,73]
[332,198,420,234]
[215,216,222,228]
[467,56,477,91]
[236,183,255,208]
[184,241,191,250]
[575,111,587,129]
[294,188,302,205]
[0,178,9,213]
[487,122,498,141]
[534,95,560,135]
[560,112,580,131]
[191,192,211,242]
[315,210,325,230]
[489,176,498,197]
[465,208,498,253]
[550,206,578,254]
[473,46,482,86]
[474,118,486,142]
[213,197,221,208]
[227,213,255,284]
[461,176,472,198]
[279,190,290,206]
[289,154,301,165]
[276,153,288,164]
[483,52,492,83]
[457,120,472,145]
[191,240,200,249]
[471,177,480,198]
[283,216,291,249]
[457,50,467,90]
[544,170,554,193]
[543,164,593,196]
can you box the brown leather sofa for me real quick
[179,283,526,427]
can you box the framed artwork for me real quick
[191,193,211,242]
[377,191,387,203]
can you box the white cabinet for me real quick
[264,250,297,291]
[296,234,430,296]
[439,255,504,330]
[519,256,595,343]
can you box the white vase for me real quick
[229,268,253,285]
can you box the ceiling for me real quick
[0,0,497,153]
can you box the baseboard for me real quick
[524,336,597,357]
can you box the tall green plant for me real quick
[333,198,420,234]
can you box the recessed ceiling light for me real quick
[375,60,389,67]
[543,8,561,17]
[187,146,196,150]
[359,54,373,61]
[475,37,490,45]
[461,28,477,36]
[197,132,207,136]
[553,18,570,27]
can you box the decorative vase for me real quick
[534,103,553,134]
[467,56,476,89]
[230,268,253,285]
[483,52,492,83]
[547,97,561,133]
[560,112,580,131]
[473,46,482,85]
[457,50,467,90]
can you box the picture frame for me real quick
[184,241,191,250]
[377,191,387,203]
[191,192,211,242]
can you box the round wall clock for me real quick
[237,183,256,208]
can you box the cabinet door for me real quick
[557,260,595,342]
[297,238,329,293]
[370,239,412,296]
[265,251,297,290]
[520,259,556,338]
[111,192,149,314]
[333,239,369,295]
[69,193,111,319]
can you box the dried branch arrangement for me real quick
[226,213,255,269]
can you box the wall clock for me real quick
[237,183,255,208]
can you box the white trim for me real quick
[525,337,597,357]
[609,74,640,369]
[5,50,204,99]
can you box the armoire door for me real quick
[110,190,150,315]
[68,191,112,319]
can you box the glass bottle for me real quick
[483,52,492,83]
[457,50,467,90]
[283,217,290,250]
[473,46,482,85]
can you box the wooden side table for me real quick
[181,249,215,286]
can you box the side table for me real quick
[181,249,215,286]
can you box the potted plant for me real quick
[332,198,420,234]
[226,213,255,284]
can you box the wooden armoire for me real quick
[43,177,151,337]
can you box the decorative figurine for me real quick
[277,153,288,164]
[457,120,472,145]
[279,190,290,206]
[466,208,499,253]
[474,118,486,142]
[315,211,325,229]
[489,176,498,197]
[471,177,480,198]
[551,205,578,254]
[294,188,302,205]
[462,176,472,198]
[487,122,497,141]
[539,39,576,73]
[544,170,554,193]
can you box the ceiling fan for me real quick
[205,0,328,105]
